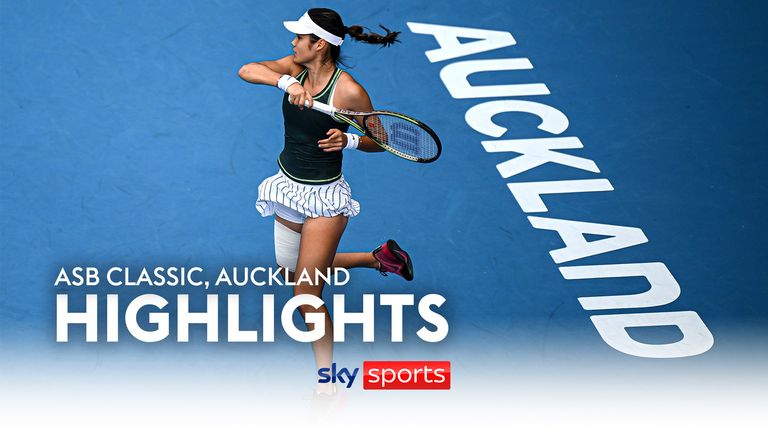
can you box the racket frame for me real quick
[309,101,441,163]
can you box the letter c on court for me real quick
[465,100,569,138]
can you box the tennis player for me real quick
[238,8,412,395]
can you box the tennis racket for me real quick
[306,100,442,163]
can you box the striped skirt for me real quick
[255,170,360,222]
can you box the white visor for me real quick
[283,12,344,46]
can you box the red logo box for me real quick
[362,361,451,390]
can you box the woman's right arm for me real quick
[238,55,302,86]
[238,55,314,109]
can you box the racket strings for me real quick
[364,114,440,161]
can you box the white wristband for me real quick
[277,74,299,92]
[344,133,360,150]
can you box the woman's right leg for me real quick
[292,215,348,395]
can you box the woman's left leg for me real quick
[292,214,348,390]
[332,252,378,269]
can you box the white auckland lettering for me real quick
[528,216,649,264]
[466,100,569,138]
[559,262,681,310]
[406,22,517,62]
[508,179,613,213]
[440,58,550,98]
[591,312,714,358]
[409,22,713,358]
[482,137,599,178]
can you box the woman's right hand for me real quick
[287,83,313,110]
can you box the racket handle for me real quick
[306,100,335,116]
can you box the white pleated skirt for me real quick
[255,170,360,223]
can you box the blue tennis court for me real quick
[1,0,766,430]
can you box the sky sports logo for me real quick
[318,361,451,390]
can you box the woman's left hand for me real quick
[317,129,346,152]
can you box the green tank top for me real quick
[278,67,349,184]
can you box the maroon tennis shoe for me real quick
[373,239,414,281]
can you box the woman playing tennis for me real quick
[238,8,413,395]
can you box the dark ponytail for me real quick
[345,24,401,47]
[307,8,401,67]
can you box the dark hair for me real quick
[307,8,400,67]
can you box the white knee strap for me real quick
[274,220,301,272]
